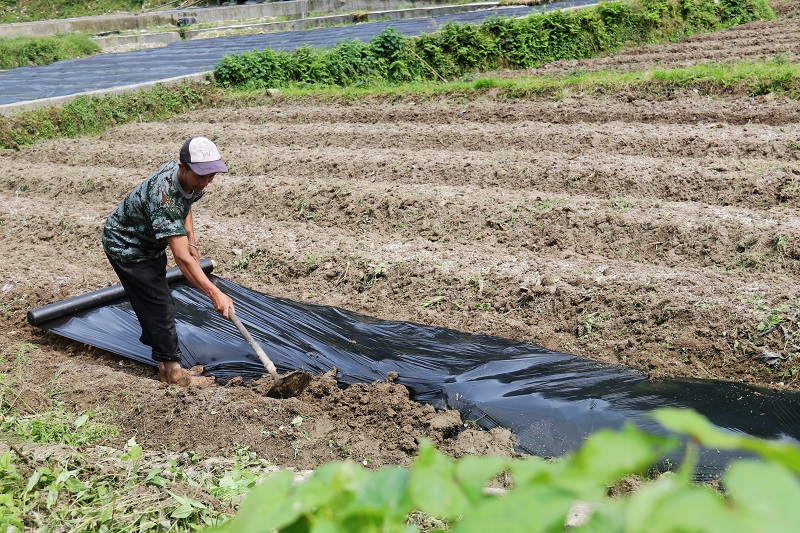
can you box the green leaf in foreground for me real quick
[207,469,296,533]
[454,454,508,504]
[651,407,800,472]
[563,424,677,490]
[725,460,800,532]
[345,466,412,523]
[622,475,748,533]
[408,439,471,520]
[453,484,574,533]
[169,491,207,519]
[206,408,800,533]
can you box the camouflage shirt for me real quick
[102,161,204,263]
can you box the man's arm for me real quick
[183,209,201,263]
[166,234,233,319]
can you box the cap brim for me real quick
[188,159,228,175]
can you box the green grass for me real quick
[236,57,800,101]
[0,33,100,70]
[0,81,224,149]
[0,434,260,531]
[466,59,800,99]
[1,407,118,446]
[0,343,269,532]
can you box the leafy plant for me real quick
[421,295,445,308]
[0,0,175,23]
[609,198,634,210]
[0,427,278,531]
[233,249,263,271]
[0,406,117,446]
[576,311,604,336]
[296,198,323,220]
[209,407,800,533]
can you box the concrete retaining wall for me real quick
[182,3,499,40]
[0,0,460,38]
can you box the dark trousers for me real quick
[105,252,182,363]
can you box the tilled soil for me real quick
[1,1,799,477]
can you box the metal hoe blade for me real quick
[229,308,312,398]
[266,371,313,399]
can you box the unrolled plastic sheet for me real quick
[28,268,800,481]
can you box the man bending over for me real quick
[102,136,234,387]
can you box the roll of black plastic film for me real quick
[27,258,215,326]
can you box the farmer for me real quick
[102,136,234,387]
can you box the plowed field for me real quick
[1,1,799,482]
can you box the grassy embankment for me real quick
[0,33,100,70]
[3,58,798,151]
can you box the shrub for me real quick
[0,0,169,24]
[212,0,775,90]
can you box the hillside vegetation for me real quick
[0,0,180,23]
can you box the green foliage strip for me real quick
[3,364,800,532]
[212,0,775,90]
[0,82,223,150]
[211,408,800,533]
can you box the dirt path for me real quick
[1,1,799,472]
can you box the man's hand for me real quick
[167,234,234,320]
[213,293,234,320]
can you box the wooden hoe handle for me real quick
[229,308,279,379]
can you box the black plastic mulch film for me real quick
[28,260,800,481]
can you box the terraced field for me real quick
[1,0,798,483]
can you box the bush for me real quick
[0,0,169,24]
[212,0,775,90]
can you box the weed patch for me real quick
[214,409,800,532]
